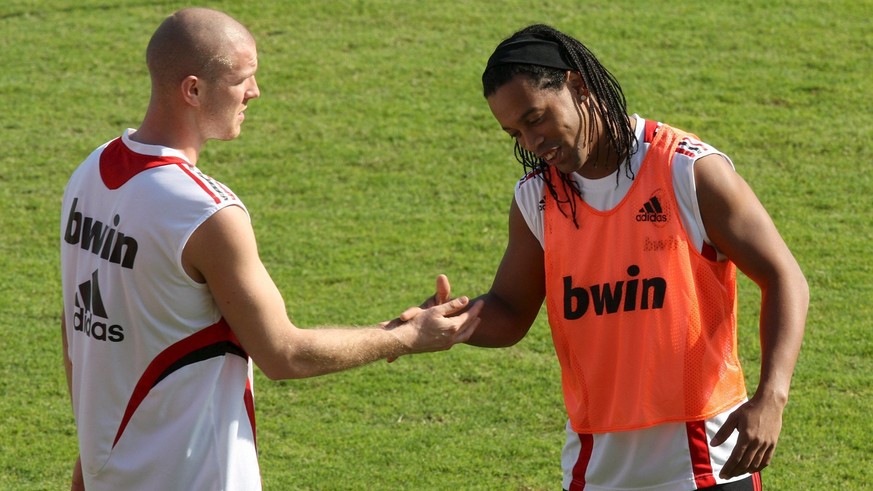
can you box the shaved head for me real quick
[146,8,254,88]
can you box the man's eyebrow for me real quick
[502,107,539,132]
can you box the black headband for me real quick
[484,34,573,72]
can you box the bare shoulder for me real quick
[183,204,255,283]
[693,153,745,195]
[693,154,763,225]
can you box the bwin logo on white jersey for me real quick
[73,270,124,342]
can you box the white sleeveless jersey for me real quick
[60,129,261,491]
[515,116,751,490]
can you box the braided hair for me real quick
[482,24,636,226]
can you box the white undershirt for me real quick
[515,114,733,261]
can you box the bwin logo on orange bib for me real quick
[73,269,125,342]
[562,265,667,319]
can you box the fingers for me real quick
[715,407,778,479]
[710,412,737,447]
[712,412,741,479]
[748,443,773,474]
[387,293,482,358]
[431,296,471,316]
[726,436,775,478]
[398,306,423,323]
[451,300,483,344]
[719,438,746,479]
[721,440,772,479]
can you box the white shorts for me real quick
[561,400,751,490]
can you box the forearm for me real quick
[752,267,809,405]
[257,325,405,380]
[289,326,408,377]
[465,292,537,348]
[258,296,480,379]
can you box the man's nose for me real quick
[247,77,260,99]
[522,132,543,154]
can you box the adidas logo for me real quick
[635,195,668,223]
[72,269,124,342]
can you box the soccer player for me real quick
[408,24,807,490]
[59,8,481,490]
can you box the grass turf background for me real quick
[1,0,870,489]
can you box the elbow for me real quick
[257,361,314,381]
[799,274,810,310]
[253,355,306,381]
[493,328,528,348]
[467,323,531,348]
[789,264,811,314]
[258,365,286,381]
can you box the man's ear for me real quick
[566,71,589,101]
[181,75,201,107]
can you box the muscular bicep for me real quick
[183,205,295,377]
[695,152,807,409]
[694,155,799,286]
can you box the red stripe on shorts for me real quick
[753,471,763,490]
[686,420,717,488]
[568,433,593,491]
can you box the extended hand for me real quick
[391,295,482,355]
[710,395,785,479]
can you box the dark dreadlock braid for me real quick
[482,24,637,227]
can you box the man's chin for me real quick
[212,129,242,142]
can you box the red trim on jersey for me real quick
[702,243,718,261]
[644,119,660,144]
[113,319,249,448]
[100,138,187,190]
[244,377,257,449]
[521,167,546,184]
[568,433,593,490]
[676,147,697,158]
[214,179,238,201]
[685,420,717,488]
[176,163,222,204]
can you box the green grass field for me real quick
[1,0,871,489]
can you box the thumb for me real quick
[435,274,452,304]
[711,412,738,447]
[398,306,423,322]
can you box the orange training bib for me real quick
[543,123,746,433]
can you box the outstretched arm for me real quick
[182,205,482,380]
[694,155,808,479]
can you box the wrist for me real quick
[384,326,413,360]
[751,384,790,408]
